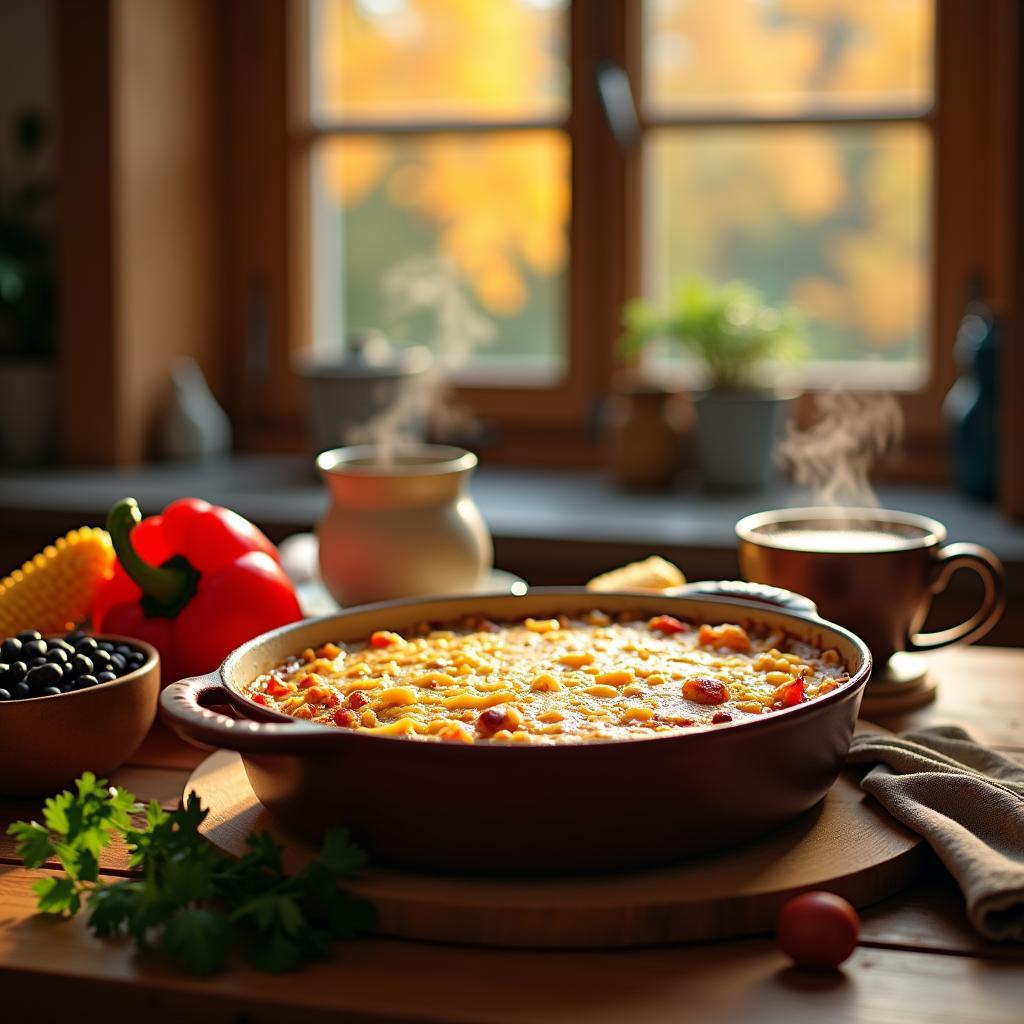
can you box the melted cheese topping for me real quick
[246,611,851,745]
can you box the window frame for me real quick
[221,0,1019,483]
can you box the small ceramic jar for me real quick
[316,444,493,607]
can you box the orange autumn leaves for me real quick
[315,0,568,316]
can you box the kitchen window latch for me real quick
[595,60,641,151]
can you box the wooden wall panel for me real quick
[56,0,222,465]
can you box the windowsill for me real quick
[1,454,1021,566]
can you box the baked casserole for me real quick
[246,610,851,745]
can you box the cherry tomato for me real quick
[777,891,860,969]
[648,615,687,635]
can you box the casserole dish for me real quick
[160,582,871,873]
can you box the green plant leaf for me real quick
[6,820,53,868]
[161,907,235,976]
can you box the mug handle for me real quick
[906,542,1005,651]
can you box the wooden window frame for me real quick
[219,0,1021,489]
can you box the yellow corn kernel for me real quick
[345,662,371,678]
[816,680,839,695]
[307,658,337,675]
[342,677,383,694]
[362,717,419,736]
[622,682,645,697]
[646,673,666,685]
[360,708,379,728]
[586,610,611,626]
[296,673,322,690]
[559,651,595,668]
[413,671,456,688]
[378,686,417,708]
[303,685,337,706]
[766,671,792,686]
[491,729,515,742]
[525,617,560,633]
[539,723,564,736]
[596,670,632,686]
[0,527,115,637]
[621,706,654,722]
[531,673,563,692]
[736,701,764,714]
[437,722,475,744]
[584,684,620,698]
[822,649,842,665]
[443,690,516,709]
[292,703,315,719]
[301,647,316,664]
[537,709,564,723]
[315,643,342,659]
[509,730,533,743]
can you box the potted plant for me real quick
[0,110,55,465]
[622,276,806,491]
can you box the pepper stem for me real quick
[106,498,200,618]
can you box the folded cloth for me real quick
[847,725,1024,942]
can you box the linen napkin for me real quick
[847,725,1024,942]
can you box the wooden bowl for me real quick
[0,635,160,796]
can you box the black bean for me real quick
[39,686,62,697]
[115,644,134,657]
[0,688,10,701]
[75,637,99,654]
[60,681,74,693]
[28,657,47,670]
[1,637,21,660]
[0,663,8,682]
[64,630,87,644]
[71,654,94,677]
[12,681,30,699]
[97,641,114,653]
[96,671,117,684]
[128,651,145,666]
[74,674,98,690]
[7,661,27,683]
[92,647,112,665]
[109,653,127,673]
[26,663,63,689]
[50,639,76,655]
[22,639,47,660]
[16,630,42,642]
[45,647,69,666]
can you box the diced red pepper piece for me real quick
[250,692,270,707]
[265,674,293,698]
[649,615,687,635]
[370,630,402,649]
[712,711,733,724]
[348,690,370,710]
[333,707,356,727]
[774,676,806,708]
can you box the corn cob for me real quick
[0,527,115,637]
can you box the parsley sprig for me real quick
[6,772,375,975]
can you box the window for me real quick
[223,0,1017,471]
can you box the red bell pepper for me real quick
[93,497,302,681]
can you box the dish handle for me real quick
[673,579,819,618]
[160,671,335,754]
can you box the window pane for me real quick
[310,0,569,123]
[644,0,934,116]
[311,131,569,380]
[644,125,931,375]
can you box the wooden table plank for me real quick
[0,865,1020,1024]
[0,645,1022,1021]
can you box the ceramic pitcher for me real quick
[316,444,493,607]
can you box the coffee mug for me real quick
[735,507,1005,666]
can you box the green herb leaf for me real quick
[87,879,142,937]
[6,820,54,868]
[32,875,80,915]
[161,907,235,976]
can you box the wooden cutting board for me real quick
[186,743,923,949]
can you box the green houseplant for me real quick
[622,276,806,490]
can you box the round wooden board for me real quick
[187,735,923,949]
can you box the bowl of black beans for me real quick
[0,631,159,796]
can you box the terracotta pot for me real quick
[0,636,160,796]
[607,387,684,490]
[316,444,493,607]
[160,583,871,874]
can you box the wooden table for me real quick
[1,645,1022,1022]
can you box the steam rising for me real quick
[346,255,495,461]
[776,392,903,506]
